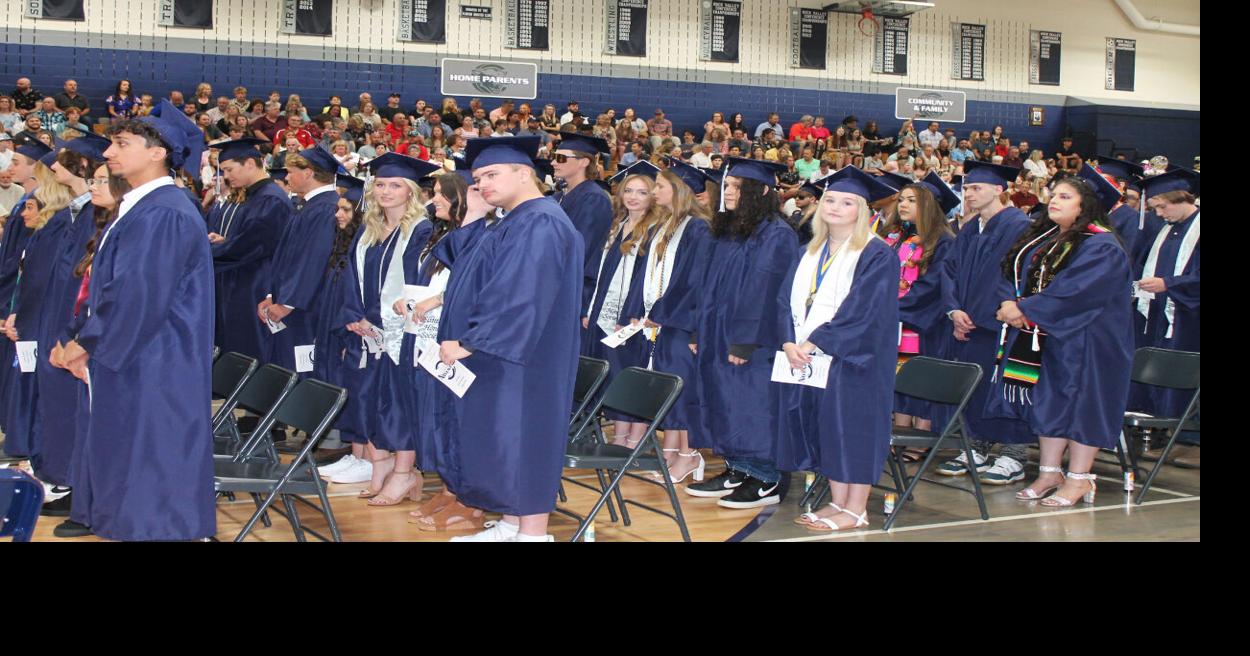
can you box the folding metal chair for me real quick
[561,367,686,542]
[1121,348,1200,504]
[214,378,348,542]
[211,352,259,434]
[0,468,44,542]
[213,364,299,461]
[883,357,987,531]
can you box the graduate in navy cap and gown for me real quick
[776,166,900,531]
[0,140,45,439]
[551,132,614,314]
[61,100,217,540]
[1090,158,1144,254]
[258,146,342,376]
[439,136,583,542]
[877,171,959,450]
[985,175,1134,505]
[582,160,663,448]
[28,134,109,514]
[334,153,436,507]
[619,157,714,483]
[684,157,799,509]
[205,137,291,363]
[934,160,1037,485]
[1128,169,1201,465]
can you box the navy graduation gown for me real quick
[3,210,70,460]
[984,233,1134,448]
[34,200,96,486]
[895,233,956,419]
[76,183,216,541]
[207,179,290,363]
[1128,210,1200,426]
[312,240,364,443]
[1109,204,1140,258]
[337,220,431,452]
[1132,209,1166,267]
[620,217,713,432]
[554,181,614,309]
[774,239,899,484]
[0,202,30,433]
[437,197,583,516]
[582,225,654,421]
[269,189,338,374]
[938,207,1037,444]
[693,217,799,460]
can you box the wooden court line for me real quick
[765,495,1201,542]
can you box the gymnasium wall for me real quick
[1,0,1200,160]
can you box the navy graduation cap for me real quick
[555,132,610,155]
[268,167,288,181]
[1077,163,1124,211]
[1140,168,1200,199]
[296,145,347,175]
[699,167,724,184]
[723,157,787,187]
[920,171,962,215]
[16,140,52,164]
[666,157,710,193]
[39,148,60,168]
[140,98,205,173]
[64,133,112,161]
[963,159,1022,188]
[212,137,269,163]
[821,165,898,203]
[336,174,366,206]
[464,136,543,170]
[608,160,661,184]
[1092,158,1143,182]
[365,152,443,180]
[875,170,913,193]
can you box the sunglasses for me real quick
[553,153,587,164]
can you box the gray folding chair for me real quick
[561,367,686,542]
[213,364,299,461]
[214,378,348,542]
[884,357,987,531]
[555,357,618,518]
[1122,348,1200,504]
[211,352,259,434]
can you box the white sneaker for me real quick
[979,455,1026,485]
[513,533,555,542]
[328,458,373,484]
[42,482,71,503]
[317,454,357,478]
[449,520,520,542]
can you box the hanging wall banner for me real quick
[398,0,447,43]
[461,4,492,19]
[23,0,85,20]
[159,0,213,28]
[873,16,909,75]
[605,0,648,57]
[895,87,967,123]
[1029,30,1061,86]
[441,58,539,100]
[505,0,550,50]
[281,0,333,36]
[1106,38,1136,91]
[950,22,986,81]
[699,1,741,63]
[789,8,827,70]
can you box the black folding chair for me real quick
[561,367,686,542]
[1121,348,1200,504]
[211,352,259,434]
[556,357,624,522]
[883,357,987,531]
[214,378,348,542]
[213,364,299,462]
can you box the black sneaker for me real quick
[40,491,73,517]
[53,519,93,538]
[716,476,782,509]
[684,468,748,498]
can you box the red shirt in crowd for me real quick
[273,127,315,149]
[789,122,812,142]
[397,141,430,160]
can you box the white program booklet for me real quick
[293,344,316,373]
[600,322,644,349]
[417,345,476,398]
[770,351,831,389]
[16,341,38,373]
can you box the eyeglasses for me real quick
[553,153,586,164]
[86,178,110,188]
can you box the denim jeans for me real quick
[725,457,780,484]
[969,440,1030,463]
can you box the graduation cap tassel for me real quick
[718,165,728,214]
[1139,200,1146,231]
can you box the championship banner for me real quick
[1029,30,1061,86]
[605,0,648,57]
[281,0,333,36]
[950,22,986,81]
[1106,38,1136,91]
[789,8,827,70]
[398,0,447,43]
[505,0,550,51]
[159,0,213,28]
[873,16,909,76]
[699,1,741,63]
[23,0,85,20]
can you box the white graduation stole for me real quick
[1137,212,1199,339]
[587,223,642,336]
[356,219,424,364]
[642,215,692,330]
[789,236,872,348]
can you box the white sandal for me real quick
[794,502,841,526]
[1040,472,1097,507]
[807,508,869,532]
[1016,466,1065,500]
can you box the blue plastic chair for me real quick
[0,468,44,542]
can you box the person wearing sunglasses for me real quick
[551,133,614,328]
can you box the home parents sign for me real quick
[441,58,539,100]
[894,87,967,123]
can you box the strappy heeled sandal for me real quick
[409,488,456,519]
[806,508,870,532]
[794,502,842,526]
[357,454,395,499]
[366,470,423,507]
[1016,466,1065,500]
[412,499,486,531]
[1041,472,1096,507]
